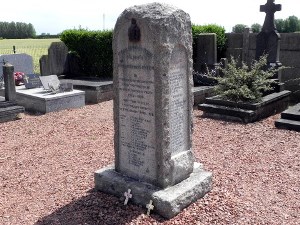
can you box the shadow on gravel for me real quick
[34,189,166,225]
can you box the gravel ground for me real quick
[0,101,299,225]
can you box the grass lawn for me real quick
[0,38,61,74]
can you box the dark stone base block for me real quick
[198,91,291,123]
[60,78,113,104]
[275,103,300,131]
[94,163,212,219]
[192,86,214,105]
[0,100,24,123]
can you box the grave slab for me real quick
[60,78,113,104]
[10,86,85,114]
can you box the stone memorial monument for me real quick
[256,0,282,79]
[94,3,212,219]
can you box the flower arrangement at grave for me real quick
[214,54,279,103]
[14,72,24,86]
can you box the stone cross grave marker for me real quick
[256,0,282,75]
[146,200,154,216]
[94,2,212,219]
[260,0,282,32]
[123,189,132,205]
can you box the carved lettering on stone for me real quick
[117,46,156,182]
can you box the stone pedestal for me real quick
[3,63,17,102]
[94,3,212,219]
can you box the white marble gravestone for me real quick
[94,2,212,219]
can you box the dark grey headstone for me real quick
[0,54,34,74]
[48,42,69,75]
[23,74,42,89]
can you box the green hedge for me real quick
[60,25,226,78]
[192,24,227,61]
[60,29,113,78]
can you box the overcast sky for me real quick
[0,0,298,34]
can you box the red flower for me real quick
[14,72,25,81]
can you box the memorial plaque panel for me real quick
[24,74,42,89]
[168,46,189,155]
[117,46,156,182]
[40,75,60,90]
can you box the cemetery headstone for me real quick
[94,2,212,219]
[256,0,282,79]
[40,42,69,76]
[194,33,218,86]
[0,54,34,89]
[23,74,42,89]
[0,54,34,75]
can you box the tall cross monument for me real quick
[255,0,282,79]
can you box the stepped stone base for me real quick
[198,91,291,123]
[275,103,300,131]
[0,98,24,123]
[94,162,212,219]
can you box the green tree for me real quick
[0,21,36,38]
[275,19,286,32]
[251,23,262,33]
[286,15,300,32]
[232,24,247,33]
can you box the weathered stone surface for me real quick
[113,2,194,188]
[95,163,212,219]
[95,2,211,219]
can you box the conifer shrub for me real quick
[214,55,278,103]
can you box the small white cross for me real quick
[146,200,154,216]
[124,189,132,205]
